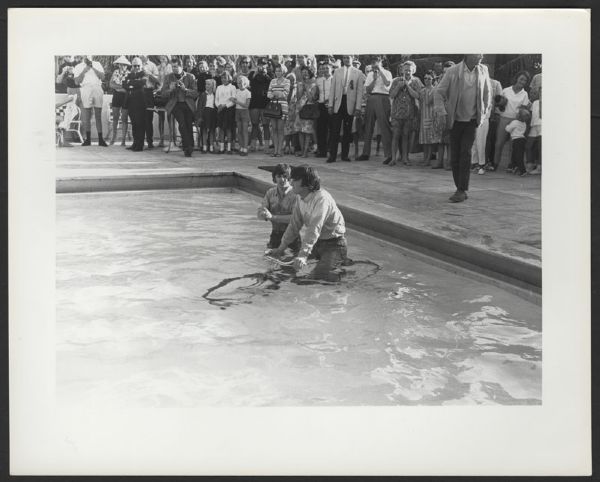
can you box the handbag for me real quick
[264,100,282,119]
[299,102,320,120]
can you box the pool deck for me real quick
[55,144,541,292]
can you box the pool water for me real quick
[56,189,541,407]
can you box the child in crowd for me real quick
[215,72,237,154]
[505,107,531,176]
[525,87,541,175]
[231,75,252,156]
[196,78,217,153]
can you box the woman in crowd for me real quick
[491,70,531,172]
[418,70,441,166]
[215,71,237,154]
[156,55,172,148]
[231,75,252,156]
[283,70,298,155]
[109,56,131,146]
[267,64,290,157]
[294,66,318,157]
[432,60,455,169]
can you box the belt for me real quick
[371,93,389,96]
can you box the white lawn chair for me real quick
[56,103,84,146]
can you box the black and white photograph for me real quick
[8,7,591,476]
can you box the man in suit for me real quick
[434,54,492,203]
[161,57,199,157]
[327,55,365,163]
[357,55,393,163]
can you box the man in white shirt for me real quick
[268,165,348,282]
[358,56,393,163]
[315,62,333,158]
[140,55,160,148]
[73,55,107,146]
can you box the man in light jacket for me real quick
[327,55,365,163]
[434,54,492,203]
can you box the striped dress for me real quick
[267,77,290,118]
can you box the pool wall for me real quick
[56,172,541,296]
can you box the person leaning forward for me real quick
[268,165,348,282]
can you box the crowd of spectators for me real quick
[55,54,541,175]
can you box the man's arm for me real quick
[327,71,337,114]
[294,196,329,259]
[354,72,365,114]
[277,201,304,252]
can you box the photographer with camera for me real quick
[73,55,107,146]
[357,55,392,163]
[388,61,423,166]
[161,57,199,157]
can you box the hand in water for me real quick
[292,256,307,271]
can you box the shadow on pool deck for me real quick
[55,144,541,294]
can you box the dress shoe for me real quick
[448,191,467,203]
[147,143,155,149]
[132,146,143,152]
[126,145,134,150]
[383,157,392,165]
[81,139,91,146]
[356,154,369,161]
[341,157,351,162]
[184,150,192,157]
[326,157,336,163]
[98,137,107,147]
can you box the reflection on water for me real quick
[57,189,541,407]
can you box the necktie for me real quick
[343,67,349,94]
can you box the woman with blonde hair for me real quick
[231,75,252,156]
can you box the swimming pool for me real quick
[56,188,541,407]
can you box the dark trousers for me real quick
[485,114,499,165]
[526,136,542,165]
[128,94,146,150]
[450,119,477,192]
[316,103,330,155]
[329,95,353,160]
[308,236,348,282]
[172,102,195,152]
[511,137,527,173]
[144,88,154,145]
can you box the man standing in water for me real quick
[268,165,348,282]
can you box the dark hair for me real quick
[272,163,291,182]
[300,65,314,79]
[171,57,183,67]
[443,61,455,69]
[512,70,531,86]
[424,69,435,80]
[290,165,320,192]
